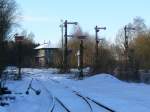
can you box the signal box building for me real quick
[34,43,60,67]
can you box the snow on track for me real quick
[5,78,53,112]
[26,74,92,112]
[40,79,92,112]
[26,70,116,112]
[54,97,71,112]
[49,78,116,112]
[4,68,150,112]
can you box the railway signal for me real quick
[122,25,136,80]
[63,20,78,72]
[15,34,24,80]
[60,20,64,50]
[76,36,87,79]
[59,20,64,67]
[124,26,135,70]
[94,26,106,72]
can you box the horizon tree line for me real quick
[0,0,149,82]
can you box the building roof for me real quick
[34,43,59,50]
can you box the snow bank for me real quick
[2,68,150,112]
[82,74,121,83]
[0,107,7,112]
[61,74,150,112]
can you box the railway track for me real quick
[54,97,71,112]
[24,72,116,112]
[24,75,72,112]
[49,78,116,112]
[86,97,115,112]
[74,91,93,112]
[72,90,115,112]
[37,78,92,112]
[35,79,71,112]
[37,78,72,112]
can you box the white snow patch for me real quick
[1,68,150,112]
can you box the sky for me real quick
[15,0,150,45]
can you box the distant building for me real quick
[34,43,60,67]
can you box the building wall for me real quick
[35,48,60,67]
[39,57,46,67]
[38,49,45,58]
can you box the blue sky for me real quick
[16,0,150,44]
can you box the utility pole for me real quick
[60,20,64,66]
[15,35,24,80]
[64,20,67,72]
[124,26,128,71]
[124,26,135,70]
[63,20,78,72]
[77,36,87,79]
[123,25,135,80]
[94,26,106,72]
[60,20,64,50]
[79,40,83,78]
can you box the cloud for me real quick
[19,15,50,22]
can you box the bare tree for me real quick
[115,17,147,81]
[0,0,18,91]
[116,17,147,49]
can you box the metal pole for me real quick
[18,41,22,79]
[61,24,64,50]
[95,26,99,68]
[124,26,128,70]
[94,26,106,73]
[60,20,64,50]
[79,40,83,78]
[62,20,78,72]
[64,20,68,71]
[60,20,64,67]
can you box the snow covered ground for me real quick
[0,68,150,112]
